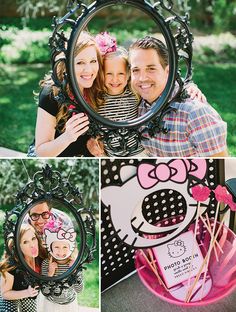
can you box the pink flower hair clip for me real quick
[95,32,117,56]
[43,218,63,232]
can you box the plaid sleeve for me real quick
[187,103,227,156]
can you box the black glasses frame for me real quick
[29,211,51,221]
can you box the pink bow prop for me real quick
[57,229,76,242]
[137,159,207,189]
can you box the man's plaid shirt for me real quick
[139,98,227,157]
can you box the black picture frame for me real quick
[3,165,96,296]
[49,0,193,155]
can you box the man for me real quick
[27,202,72,236]
[28,202,52,234]
[129,36,228,157]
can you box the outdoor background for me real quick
[0,0,236,155]
[0,158,99,308]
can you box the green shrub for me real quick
[220,44,236,62]
[193,33,236,64]
[16,40,49,64]
[0,27,51,64]
[194,44,236,64]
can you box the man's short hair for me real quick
[129,36,169,68]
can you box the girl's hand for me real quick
[68,259,75,267]
[87,137,105,157]
[48,256,58,277]
[186,83,207,103]
[64,113,89,143]
[27,285,39,297]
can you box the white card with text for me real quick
[153,231,205,288]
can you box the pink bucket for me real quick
[135,221,236,306]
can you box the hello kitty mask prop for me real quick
[44,220,76,260]
[102,159,209,248]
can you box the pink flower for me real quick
[214,185,229,203]
[191,185,211,202]
[95,32,117,56]
[44,219,62,232]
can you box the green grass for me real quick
[79,254,99,307]
[193,62,236,156]
[78,220,99,308]
[0,62,235,155]
[0,63,49,152]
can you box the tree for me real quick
[0,159,99,209]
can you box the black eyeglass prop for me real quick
[49,0,193,156]
[29,211,51,221]
[3,165,96,297]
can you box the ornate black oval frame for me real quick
[49,0,193,155]
[3,164,96,296]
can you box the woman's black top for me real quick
[10,268,28,291]
[38,86,93,157]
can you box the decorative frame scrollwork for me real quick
[49,0,193,156]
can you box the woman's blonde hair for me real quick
[0,224,46,278]
[40,31,104,131]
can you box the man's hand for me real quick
[87,137,106,157]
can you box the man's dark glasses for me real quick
[29,211,51,221]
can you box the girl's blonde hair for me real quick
[40,31,104,131]
[103,47,130,72]
[102,47,140,102]
[0,224,46,278]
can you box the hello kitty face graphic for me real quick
[102,159,209,249]
[167,240,186,258]
[44,225,76,260]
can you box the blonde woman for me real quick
[0,224,46,312]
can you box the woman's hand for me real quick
[48,256,58,277]
[87,137,105,157]
[186,83,207,103]
[64,113,89,144]
[27,285,39,297]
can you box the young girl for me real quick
[94,32,145,157]
[0,224,45,312]
[34,31,104,157]
[39,221,83,312]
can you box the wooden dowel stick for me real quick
[187,202,201,288]
[200,202,220,298]
[199,215,221,259]
[205,213,224,254]
[185,213,227,302]
[140,249,169,292]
